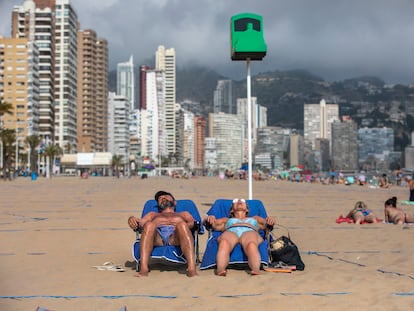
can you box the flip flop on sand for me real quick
[93,262,125,272]
[264,261,294,273]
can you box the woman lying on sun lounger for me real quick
[203,198,275,276]
[384,196,414,224]
[346,201,378,224]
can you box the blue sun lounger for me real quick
[132,199,204,272]
[199,199,270,271]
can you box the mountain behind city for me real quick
[109,66,414,152]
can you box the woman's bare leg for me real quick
[240,231,263,275]
[216,232,238,276]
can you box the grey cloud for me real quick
[2,0,414,83]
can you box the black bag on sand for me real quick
[269,229,305,271]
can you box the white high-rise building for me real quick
[140,69,166,162]
[155,45,176,155]
[304,99,339,150]
[54,0,79,151]
[208,112,243,170]
[107,92,130,163]
[117,55,135,111]
[214,80,235,114]
[237,96,267,145]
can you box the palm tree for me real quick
[111,154,123,178]
[0,98,13,123]
[25,135,41,173]
[0,98,13,174]
[0,129,16,180]
[44,144,63,178]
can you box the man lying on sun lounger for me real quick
[128,191,197,277]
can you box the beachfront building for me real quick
[208,112,243,170]
[358,127,394,170]
[254,127,291,170]
[237,97,267,149]
[315,138,330,172]
[194,115,206,171]
[77,29,108,153]
[205,137,217,173]
[405,132,414,170]
[331,120,359,171]
[117,55,135,111]
[214,80,235,114]
[155,45,176,155]
[54,0,79,151]
[107,92,130,165]
[140,68,165,163]
[304,99,339,151]
[11,0,55,140]
[176,107,194,168]
[0,37,40,139]
[290,132,304,168]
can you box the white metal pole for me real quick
[46,136,50,179]
[246,58,253,200]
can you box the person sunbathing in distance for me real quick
[384,196,414,224]
[204,198,275,276]
[379,174,390,188]
[346,201,378,224]
[128,191,197,277]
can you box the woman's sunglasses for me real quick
[232,198,246,203]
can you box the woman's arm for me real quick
[210,217,228,231]
[345,208,355,219]
[253,216,275,230]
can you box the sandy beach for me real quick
[1,176,413,310]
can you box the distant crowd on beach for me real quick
[220,168,413,189]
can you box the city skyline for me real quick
[2,0,414,84]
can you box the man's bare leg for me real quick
[174,222,198,277]
[138,222,157,276]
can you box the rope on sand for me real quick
[377,269,414,280]
[394,292,414,296]
[309,251,414,281]
[0,294,177,299]
[217,293,262,298]
[307,251,366,267]
[280,292,351,296]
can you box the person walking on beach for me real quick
[128,191,197,277]
[384,196,414,224]
[404,175,414,201]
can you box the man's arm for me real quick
[178,211,196,229]
[211,217,228,231]
[139,211,158,227]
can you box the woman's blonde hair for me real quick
[354,201,367,210]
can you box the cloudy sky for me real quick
[1,0,414,84]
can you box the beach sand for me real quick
[1,176,413,310]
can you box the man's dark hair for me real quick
[154,191,175,202]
